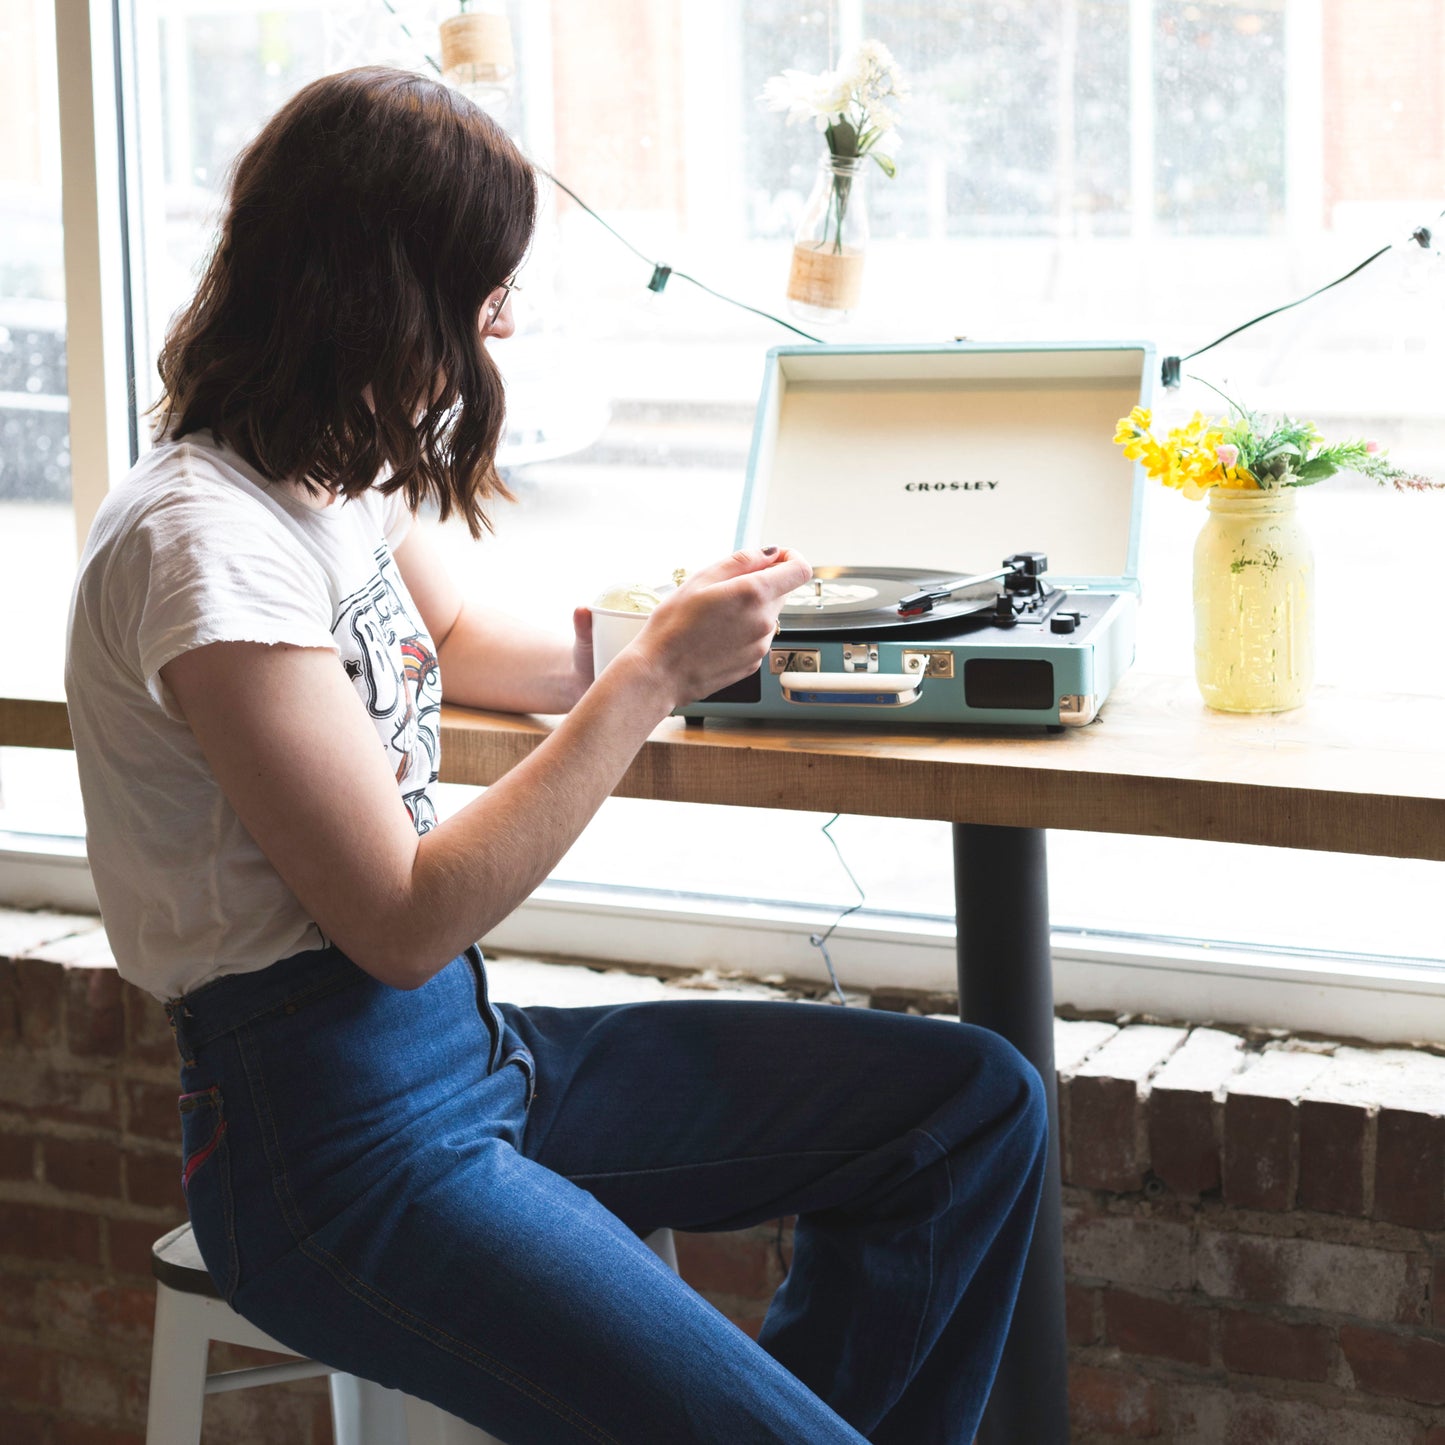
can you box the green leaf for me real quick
[1294,456,1338,481]
[871,151,897,178]
[1257,441,1302,466]
[826,118,859,157]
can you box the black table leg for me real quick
[953,823,1069,1444]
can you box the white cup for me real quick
[590,583,674,673]
[590,606,651,673]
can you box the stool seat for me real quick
[151,1220,222,1298]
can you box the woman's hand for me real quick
[626,547,811,709]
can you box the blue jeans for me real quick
[170,945,1046,1444]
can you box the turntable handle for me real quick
[778,671,925,707]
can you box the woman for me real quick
[65,66,1046,1444]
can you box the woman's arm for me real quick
[392,519,593,714]
[160,546,808,990]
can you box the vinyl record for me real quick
[777,565,1000,635]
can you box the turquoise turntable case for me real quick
[679,340,1156,728]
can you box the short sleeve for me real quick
[379,484,414,550]
[120,487,338,721]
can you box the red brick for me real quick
[0,1270,40,1330]
[1171,1381,1422,1444]
[1223,1093,1296,1211]
[673,1227,779,1300]
[13,957,65,1046]
[190,1377,332,1445]
[65,966,125,1057]
[56,1354,132,1427]
[1374,1107,1445,1230]
[1196,1230,1426,1325]
[0,1064,119,1127]
[124,1150,182,1211]
[123,987,176,1069]
[1298,1097,1368,1216]
[44,1137,124,1198]
[53,1422,146,1445]
[1065,1281,1098,1346]
[1341,1324,1445,1406]
[0,960,17,1044]
[0,1342,60,1407]
[1062,1207,1193,1291]
[1067,1074,1146,1192]
[1147,1087,1218,1196]
[0,1202,104,1267]
[1067,1363,1159,1438]
[124,1080,181,1145]
[36,1279,158,1349]
[107,1215,186,1279]
[1220,1308,1332,1383]
[1102,1288,1211,1366]
[0,1406,48,1445]
[0,1129,35,1181]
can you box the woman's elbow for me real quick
[333,928,457,992]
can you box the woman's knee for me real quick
[941,1023,1049,1159]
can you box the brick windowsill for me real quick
[5,906,1445,1443]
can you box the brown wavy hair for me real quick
[155,66,536,536]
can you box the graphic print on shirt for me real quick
[335,546,441,834]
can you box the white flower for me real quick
[866,102,898,134]
[761,38,907,167]
[762,70,831,126]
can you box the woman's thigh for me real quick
[501,998,1040,1233]
[234,1086,867,1445]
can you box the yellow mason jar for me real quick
[1192,487,1314,713]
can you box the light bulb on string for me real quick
[1398,222,1442,295]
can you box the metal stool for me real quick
[144,1219,680,1443]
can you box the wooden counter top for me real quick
[10,674,1443,861]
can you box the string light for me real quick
[1160,217,1443,389]
[385,2,1441,375]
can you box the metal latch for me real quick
[770,649,820,675]
[842,642,879,673]
[902,650,954,678]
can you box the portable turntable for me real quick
[679,341,1155,728]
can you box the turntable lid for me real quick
[737,342,1152,588]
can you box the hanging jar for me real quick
[439,1,516,90]
[787,155,869,324]
[1192,487,1314,713]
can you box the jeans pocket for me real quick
[179,1085,239,1300]
[504,1047,536,1110]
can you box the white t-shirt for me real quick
[65,431,442,1000]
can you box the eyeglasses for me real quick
[483,274,519,328]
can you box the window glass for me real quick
[1155,0,1286,235]
[0,0,79,840]
[94,0,1445,976]
[0,0,71,703]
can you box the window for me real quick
[10,0,1445,1036]
[0,0,84,853]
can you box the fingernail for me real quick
[761,545,778,556]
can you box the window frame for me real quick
[8,0,1442,1046]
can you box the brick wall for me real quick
[5,911,1445,1442]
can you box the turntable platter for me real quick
[777,566,1000,634]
